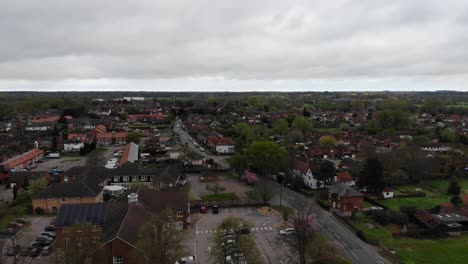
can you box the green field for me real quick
[425,179,468,195]
[381,196,450,210]
[354,221,468,264]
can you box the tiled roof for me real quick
[336,172,353,183]
[329,183,363,197]
[0,149,44,170]
[293,160,310,174]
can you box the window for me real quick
[114,177,119,182]
[64,238,70,247]
[62,197,68,202]
[92,236,99,242]
[158,182,162,188]
[92,225,100,232]
[142,176,147,181]
[175,221,183,230]
[177,211,184,217]
[132,176,138,181]
[63,227,69,233]
[123,176,129,182]
[113,256,123,264]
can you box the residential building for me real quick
[0,148,44,172]
[119,142,139,167]
[329,183,364,216]
[293,160,318,189]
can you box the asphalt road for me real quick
[173,119,229,169]
[270,182,390,264]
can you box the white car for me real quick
[369,206,384,211]
[279,228,295,236]
[174,256,195,264]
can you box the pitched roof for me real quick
[119,142,139,166]
[335,172,353,183]
[293,160,310,174]
[415,211,440,229]
[1,149,44,170]
[55,203,110,227]
[329,183,363,197]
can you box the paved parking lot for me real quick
[186,206,292,264]
[2,216,54,263]
[31,156,87,172]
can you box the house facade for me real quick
[329,183,364,216]
[293,160,318,189]
[0,148,44,172]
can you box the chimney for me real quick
[127,193,138,204]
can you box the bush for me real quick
[400,206,417,216]
[35,207,44,214]
[315,198,330,210]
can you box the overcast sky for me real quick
[1,0,468,92]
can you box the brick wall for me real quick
[32,194,103,214]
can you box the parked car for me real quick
[50,217,56,225]
[29,247,41,258]
[0,228,17,237]
[236,227,251,235]
[212,205,219,214]
[175,255,195,264]
[279,228,296,236]
[19,247,30,257]
[30,240,51,248]
[14,218,29,224]
[41,246,53,256]
[200,206,207,214]
[6,245,20,256]
[7,222,24,229]
[36,235,54,243]
[40,231,56,239]
[369,206,384,211]
[45,225,55,232]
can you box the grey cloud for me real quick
[0,0,467,91]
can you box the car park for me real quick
[41,246,53,256]
[6,245,20,256]
[200,206,207,214]
[19,247,30,257]
[174,255,195,264]
[212,205,219,214]
[0,228,17,237]
[279,228,296,236]
[14,218,29,224]
[37,235,54,243]
[45,225,55,232]
[8,222,24,229]
[236,227,251,235]
[29,247,41,258]
[31,240,51,248]
[40,231,56,239]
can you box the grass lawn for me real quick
[425,179,468,195]
[200,192,239,201]
[354,221,468,264]
[380,196,450,211]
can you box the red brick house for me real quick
[96,132,128,146]
[0,149,44,183]
[329,183,363,216]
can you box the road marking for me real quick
[248,208,252,213]
[240,208,245,215]
[196,231,199,235]
[205,230,209,234]
[194,238,197,262]
[253,237,270,264]
[333,232,340,240]
[255,228,259,231]
[33,217,41,224]
[263,221,270,226]
[251,228,255,231]
[214,230,217,233]
[350,251,359,261]
[260,227,264,231]
[268,227,273,230]
[209,230,213,233]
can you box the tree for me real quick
[12,185,18,200]
[287,198,317,264]
[291,116,312,137]
[316,161,336,188]
[240,171,258,184]
[126,131,141,144]
[319,135,337,148]
[451,195,463,208]
[0,232,28,264]
[255,179,273,204]
[272,118,289,135]
[448,180,461,195]
[227,154,249,176]
[246,96,261,110]
[244,141,286,173]
[29,177,48,194]
[306,234,351,264]
[358,158,385,192]
[384,170,409,186]
[62,223,101,264]
[441,129,459,143]
[133,209,183,264]
[206,182,226,196]
[210,217,261,264]
[118,111,129,121]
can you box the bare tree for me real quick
[206,182,226,196]
[133,209,184,264]
[0,232,29,264]
[287,198,317,264]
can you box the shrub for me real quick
[315,198,330,210]
[400,206,417,216]
[35,207,44,214]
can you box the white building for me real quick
[63,142,84,152]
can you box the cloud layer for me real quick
[0,0,467,91]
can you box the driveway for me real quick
[185,207,289,264]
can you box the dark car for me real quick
[212,205,219,214]
[40,231,56,239]
[7,222,24,229]
[45,225,55,232]
[0,228,17,237]
[6,245,20,256]
[29,247,41,258]
[236,228,251,235]
[30,240,50,248]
